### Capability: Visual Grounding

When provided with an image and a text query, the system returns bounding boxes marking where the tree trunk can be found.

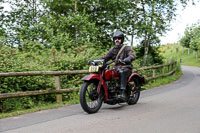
[196,51,198,59]
[188,48,190,55]
[143,35,150,66]
[131,34,134,46]
[75,0,78,40]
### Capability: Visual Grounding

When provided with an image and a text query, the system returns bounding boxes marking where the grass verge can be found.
[0,102,67,119]
[144,62,182,89]
[0,99,80,119]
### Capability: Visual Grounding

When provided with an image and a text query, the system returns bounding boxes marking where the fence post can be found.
[55,76,62,102]
[172,63,174,75]
[175,61,177,71]
[180,57,182,63]
[168,64,170,73]
[152,69,155,82]
[162,66,165,74]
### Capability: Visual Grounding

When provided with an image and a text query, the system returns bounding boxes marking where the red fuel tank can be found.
[104,70,119,80]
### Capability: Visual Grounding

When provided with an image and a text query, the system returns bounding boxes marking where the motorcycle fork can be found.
[97,73,108,100]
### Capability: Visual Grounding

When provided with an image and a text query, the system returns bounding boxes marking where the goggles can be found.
[114,37,122,40]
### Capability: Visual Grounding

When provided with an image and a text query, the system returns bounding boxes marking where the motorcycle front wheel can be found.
[80,80,103,114]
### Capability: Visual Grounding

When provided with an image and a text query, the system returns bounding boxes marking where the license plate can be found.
[89,66,99,72]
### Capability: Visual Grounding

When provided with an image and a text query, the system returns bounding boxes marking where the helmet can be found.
[113,30,124,44]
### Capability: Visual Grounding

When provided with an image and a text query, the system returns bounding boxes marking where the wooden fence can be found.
[0,61,177,101]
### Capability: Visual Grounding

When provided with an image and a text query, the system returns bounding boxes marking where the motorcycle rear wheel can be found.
[80,81,103,114]
[127,78,140,105]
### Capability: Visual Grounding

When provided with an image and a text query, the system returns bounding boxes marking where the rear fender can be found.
[128,73,145,85]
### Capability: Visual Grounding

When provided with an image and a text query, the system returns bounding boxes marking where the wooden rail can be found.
[0,61,177,100]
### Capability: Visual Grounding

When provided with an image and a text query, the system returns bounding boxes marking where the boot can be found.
[117,90,127,102]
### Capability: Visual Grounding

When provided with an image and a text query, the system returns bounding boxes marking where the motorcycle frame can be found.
[82,71,144,101]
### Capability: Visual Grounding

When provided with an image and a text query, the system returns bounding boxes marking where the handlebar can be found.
[106,59,126,66]
[88,59,126,68]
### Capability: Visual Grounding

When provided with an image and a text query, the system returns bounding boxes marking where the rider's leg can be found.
[118,68,131,101]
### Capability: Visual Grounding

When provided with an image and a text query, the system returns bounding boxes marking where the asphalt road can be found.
[0,66,200,133]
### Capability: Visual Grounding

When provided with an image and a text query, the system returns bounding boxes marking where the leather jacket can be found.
[101,44,136,71]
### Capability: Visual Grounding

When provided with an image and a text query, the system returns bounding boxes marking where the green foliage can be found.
[134,46,164,66]
[180,21,200,51]
[0,44,105,113]
[190,24,200,51]
[180,26,193,48]
[144,63,182,89]
[2,0,193,49]
[160,43,200,67]
[0,46,55,112]
[40,11,100,49]
[0,2,6,45]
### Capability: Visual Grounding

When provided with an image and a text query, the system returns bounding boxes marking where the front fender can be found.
[82,74,101,81]
[82,74,108,100]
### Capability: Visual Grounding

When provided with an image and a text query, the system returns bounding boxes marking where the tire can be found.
[80,81,103,114]
[127,78,140,105]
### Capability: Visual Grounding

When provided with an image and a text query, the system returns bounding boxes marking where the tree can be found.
[1,0,194,57]
[42,0,133,48]
[3,0,44,49]
[0,0,7,46]
[128,0,193,65]
[180,21,200,57]
[189,22,200,51]
[180,26,193,48]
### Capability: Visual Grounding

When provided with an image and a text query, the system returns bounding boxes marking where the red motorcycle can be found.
[80,59,145,114]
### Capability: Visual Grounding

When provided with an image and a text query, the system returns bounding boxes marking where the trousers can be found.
[118,68,131,90]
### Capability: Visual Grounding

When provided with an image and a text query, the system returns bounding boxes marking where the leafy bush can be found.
[0,44,107,113]
[133,46,164,66]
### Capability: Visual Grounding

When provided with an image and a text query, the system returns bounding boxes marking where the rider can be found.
[100,30,136,101]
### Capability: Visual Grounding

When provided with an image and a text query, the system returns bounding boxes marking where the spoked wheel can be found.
[80,80,103,114]
[127,78,140,105]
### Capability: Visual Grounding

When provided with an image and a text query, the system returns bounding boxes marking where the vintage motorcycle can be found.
[79,59,145,114]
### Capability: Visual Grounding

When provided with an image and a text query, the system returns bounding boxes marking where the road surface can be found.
[0,66,200,133]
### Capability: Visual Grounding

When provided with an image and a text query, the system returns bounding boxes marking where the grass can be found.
[0,102,68,119]
[144,64,182,89]
[160,43,200,67]
[0,99,80,119]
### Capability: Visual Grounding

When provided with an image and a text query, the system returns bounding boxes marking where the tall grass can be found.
[160,43,200,67]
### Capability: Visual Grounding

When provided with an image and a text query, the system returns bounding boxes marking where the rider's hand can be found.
[123,56,131,64]
[114,59,120,64]
[88,60,93,65]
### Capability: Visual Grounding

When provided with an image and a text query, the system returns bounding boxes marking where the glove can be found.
[123,56,132,64]
[88,60,93,65]
[114,59,120,64]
